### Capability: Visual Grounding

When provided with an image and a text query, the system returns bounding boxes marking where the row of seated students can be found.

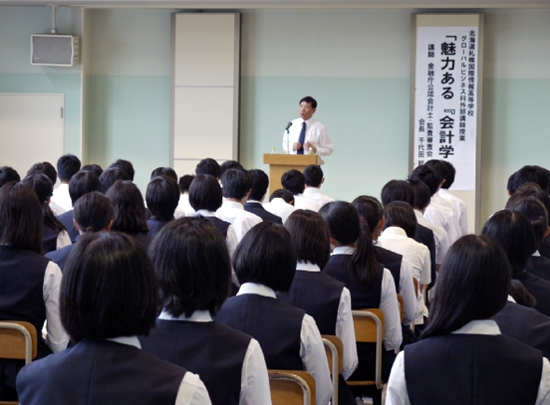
[3,154,550,404]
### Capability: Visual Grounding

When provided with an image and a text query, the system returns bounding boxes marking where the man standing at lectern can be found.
[282,96,333,159]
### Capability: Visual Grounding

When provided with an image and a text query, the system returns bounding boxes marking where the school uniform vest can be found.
[140,320,250,405]
[404,334,542,405]
[58,210,79,242]
[527,255,550,282]
[413,224,437,288]
[147,217,172,238]
[45,243,76,273]
[375,246,402,292]
[277,270,343,335]
[43,224,59,254]
[126,232,153,250]
[216,294,305,370]
[206,216,230,238]
[16,339,187,405]
[323,255,383,309]
[243,202,283,224]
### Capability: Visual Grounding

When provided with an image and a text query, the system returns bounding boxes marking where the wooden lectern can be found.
[263,154,319,196]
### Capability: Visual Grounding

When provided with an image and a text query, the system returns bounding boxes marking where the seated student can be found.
[302,165,335,207]
[146,176,180,237]
[109,158,135,181]
[16,232,211,405]
[22,173,71,254]
[140,217,271,405]
[244,169,283,224]
[57,170,101,242]
[175,175,196,219]
[98,166,131,195]
[0,166,20,188]
[0,182,69,401]
[195,158,221,180]
[106,180,152,250]
[319,201,401,405]
[435,160,468,235]
[151,166,178,182]
[281,169,322,212]
[386,235,550,405]
[46,192,114,272]
[277,210,357,405]
[51,154,81,212]
[27,162,65,216]
[220,160,244,178]
[263,188,298,223]
[482,209,550,317]
[216,169,262,242]
[216,222,332,405]
[81,163,103,178]
[507,165,550,196]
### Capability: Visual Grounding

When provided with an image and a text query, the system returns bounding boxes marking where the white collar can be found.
[332,246,355,255]
[269,198,291,206]
[507,295,516,303]
[223,201,244,210]
[451,320,501,335]
[247,199,262,204]
[237,282,276,298]
[380,227,408,239]
[107,336,141,349]
[196,209,216,217]
[296,261,321,272]
[533,250,541,257]
[158,309,213,322]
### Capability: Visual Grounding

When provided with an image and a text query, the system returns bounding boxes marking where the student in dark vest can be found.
[319,201,401,405]
[216,222,332,405]
[57,170,100,242]
[277,209,357,405]
[482,209,550,317]
[106,180,152,250]
[140,217,271,405]
[244,169,283,224]
[386,235,550,405]
[146,175,180,237]
[0,182,69,401]
[22,173,71,254]
[46,192,114,272]
[27,161,65,216]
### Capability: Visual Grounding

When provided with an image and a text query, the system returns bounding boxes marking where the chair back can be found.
[0,321,37,364]
[396,294,405,322]
[322,335,343,405]
[269,370,316,405]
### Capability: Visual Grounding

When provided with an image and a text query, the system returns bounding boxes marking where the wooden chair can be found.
[347,309,385,390]
[0,321,38,405]
[396,293,405,323]
[268,370,316,405]
[322,335,343,405]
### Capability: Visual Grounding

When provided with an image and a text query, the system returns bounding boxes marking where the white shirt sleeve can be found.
[380,269,402,351]
[239,338,272,405]
[43,261,69,352]
[385,351,410,405]
[435,231,450,266]
[335,287,358,380]
[175,371,212,405]
[398,262,418,326]
[300,314,333,405]
[56,230,72,250]
[419,245,431,286]
[311,125,333,157]
[536,357,550,405]
[226,225,238,260]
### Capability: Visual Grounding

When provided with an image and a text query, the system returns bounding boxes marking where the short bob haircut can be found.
[285,210,331,269]
[352,195,383,234]
[57,154,81,182]
[380,179,414,206]
[146,175,180,221]
[281,169,305,195]
[61,232,158,342]
[74,191,114,233]
[106,180,149,234]
[303,165,323,188]
[481,209,537,277]
[195,158,221,179]
[98,166,131,195]
[148,217,231,317]
[383,201,417,238]
[221,168,252,200]
[0,167,21,188]
[409,164,440,196]
[150,167,177,182]
[506,194,549,248]
[110,159,135,181]
[69,170,100,205]
[233,222,297,292]
[269,188,294,204]
[248,169,270,201]
[27,162,57,185]
[189,174,223,212]
[422,235,510,339]
[0,181,44,254]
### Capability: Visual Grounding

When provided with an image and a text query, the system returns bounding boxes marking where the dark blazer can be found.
[413,224,437,289]
[527,255,550,282]
[58,210,79,242]
[244,202,283,224]
[516,271,550,317]
[45,241,77,272]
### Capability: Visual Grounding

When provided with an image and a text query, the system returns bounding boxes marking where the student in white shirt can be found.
[281,169,321,212]
[27,162,66,216]
[174,175,196,219]
[51,154,81,212]
[436,160,468,235]
[302,164,335,207]
[263,189,298,223]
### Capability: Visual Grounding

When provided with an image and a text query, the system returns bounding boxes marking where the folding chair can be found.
[268,369,316,405]
[322,335,343,405]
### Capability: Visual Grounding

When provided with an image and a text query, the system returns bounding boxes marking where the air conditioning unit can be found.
[31,34,79,67]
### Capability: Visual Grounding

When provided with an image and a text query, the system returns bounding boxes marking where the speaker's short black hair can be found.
[57,154,81,182]
[300,96,317,109]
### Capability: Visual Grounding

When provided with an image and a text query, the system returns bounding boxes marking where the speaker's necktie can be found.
[297,121,306,154]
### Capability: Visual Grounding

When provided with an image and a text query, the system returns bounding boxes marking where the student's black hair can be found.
[27,162,57,186]
[69,170,100,206]
[514,183,550,218]
[106,180,149,234]
[421,235,510,339]
[383,201,417,238]
[110,159,135,181]
[150,167,177,182]
[269,188,294,204]
[22,173,66,235]
[233,222,297,292]
[189,174,223,212]
[439,160,456,189]
[409,164,441,196]
[219,160,244,178]
[409,179,432,211]
[0,166,21,188]
[281,169,306,195]
[146,176,180,221]
[424,160,448,183]
[60,232,158,342]
[380,180,414,206]
[178,175,195,194]
[221,168,252,200]
[195,158,221,179]
[285,210,331,270]
[0,181,43,254]
[57,154,81,182]
[507,165,548,195]
[74,192,114,233]
[352,195,383,234]
[98,166,131,195]
[534,166,550,194]
[303,165,323,188]
[300,96,317,109]
[319,201,381,291]
[248,169,270,201]
[506,194,549,250]
[81,164,104,178]
[148,217,231,317]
